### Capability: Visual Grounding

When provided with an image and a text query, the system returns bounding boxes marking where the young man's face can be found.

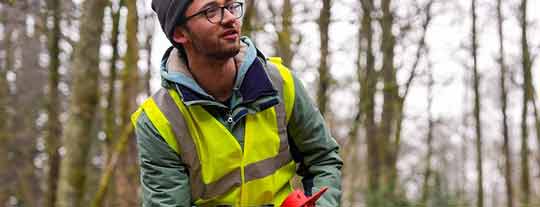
[175,0,243,60]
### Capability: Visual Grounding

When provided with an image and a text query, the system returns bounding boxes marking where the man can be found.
[131,0,343,206]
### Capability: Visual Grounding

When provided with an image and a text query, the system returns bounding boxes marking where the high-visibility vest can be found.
[132,57,297,207]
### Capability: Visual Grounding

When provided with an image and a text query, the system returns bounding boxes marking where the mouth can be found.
[221,29,239,41]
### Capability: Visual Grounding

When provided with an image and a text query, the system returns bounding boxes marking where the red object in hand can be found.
[281,187,328,207]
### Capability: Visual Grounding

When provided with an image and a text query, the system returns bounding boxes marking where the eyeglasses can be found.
[184,2,244,24]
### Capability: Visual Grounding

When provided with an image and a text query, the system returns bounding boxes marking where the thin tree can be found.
[268,0,295,67]
[344,0,371,203]
[496,0,514,206]
[532,93,540,195]
[104,0,124,156]
[0,6,13,206]
[44,0,62,206]
[118,0,139,132]
[143,12,154,97]
[379,0,399,201]
[241,0,257,39]
[470,0,484,206]
[317,0,332,116]
[15,4,45,206]
[390,1,434,197]
[145,35,153,96]
[56,0,108,206]
[518,0,531,206]
[91,124,133,207]
[96,0,124,205]
[115,0,139,205]
[360,0,434,204]
[357,0,379,206]
[342,0,375,205]
[421,67,435,206]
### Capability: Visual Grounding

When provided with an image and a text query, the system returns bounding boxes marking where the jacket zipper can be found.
[226,110,234,124]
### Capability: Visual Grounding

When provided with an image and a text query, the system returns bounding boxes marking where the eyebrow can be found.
[199,1,218,10]
[199,0,235,10]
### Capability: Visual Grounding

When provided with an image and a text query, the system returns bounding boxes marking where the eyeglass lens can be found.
[207,3,243,24]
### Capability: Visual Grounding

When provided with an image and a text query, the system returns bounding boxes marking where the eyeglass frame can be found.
[183,2,244,24]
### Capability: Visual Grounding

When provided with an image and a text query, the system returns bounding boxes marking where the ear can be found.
[172,26,189,44]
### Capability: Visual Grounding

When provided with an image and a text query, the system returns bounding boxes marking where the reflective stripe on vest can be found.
[133,58,297,206]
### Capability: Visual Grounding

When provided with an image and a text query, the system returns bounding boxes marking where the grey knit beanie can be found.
[152,0,193,49]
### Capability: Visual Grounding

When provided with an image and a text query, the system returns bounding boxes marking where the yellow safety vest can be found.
[132,58,297,207]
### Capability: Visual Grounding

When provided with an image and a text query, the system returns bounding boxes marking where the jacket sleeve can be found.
[287,75,343,207]
[134,111,192,207]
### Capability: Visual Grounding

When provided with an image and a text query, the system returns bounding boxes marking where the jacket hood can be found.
[158,37,279,109]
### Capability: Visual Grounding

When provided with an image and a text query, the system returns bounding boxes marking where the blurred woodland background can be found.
[0,0,540,206]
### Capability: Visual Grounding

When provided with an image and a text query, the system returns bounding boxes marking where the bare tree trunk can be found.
[421,69,435,206]
[145,27,153,97]
[100,1,124,205]
[267,0,302,69]
[119,0,138,128]
[343,1,375,204]
[458,63,470,206]
[56,0,108,206]
[145,44,152,97]
[379,0,399,202]
[390,3,433,201]
[519,55,531,207]
[275,0,294,67]
[357,0,380,206]
[91,124,133,207]
[0,7,12,206]
[241,0,257,39]
[344,120,361,207]
[105,0,124,154]
[531,94,540,189]
[44,0,62,206]
[16,164,37,207]
[496,0,514,206]
[116,0,139,206]
[141,9,155,97]
[15,7,45,206]
[317,0,332,116]
[471,1,484,207]
[519,0,531,206]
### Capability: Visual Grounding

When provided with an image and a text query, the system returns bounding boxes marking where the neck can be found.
[185,52,237,102]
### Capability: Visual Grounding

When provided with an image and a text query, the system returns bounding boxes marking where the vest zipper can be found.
[226,108,245,206]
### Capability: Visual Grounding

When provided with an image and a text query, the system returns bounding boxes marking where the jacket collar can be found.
[159,37,279,111]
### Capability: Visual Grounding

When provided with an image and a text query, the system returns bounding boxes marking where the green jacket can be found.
[133,37,343,207]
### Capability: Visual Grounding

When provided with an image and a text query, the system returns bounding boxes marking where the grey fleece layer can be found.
[133,37,343,207]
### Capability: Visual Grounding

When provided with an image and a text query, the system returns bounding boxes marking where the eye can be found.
[227,3,240,13]
[205,6,219,18]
